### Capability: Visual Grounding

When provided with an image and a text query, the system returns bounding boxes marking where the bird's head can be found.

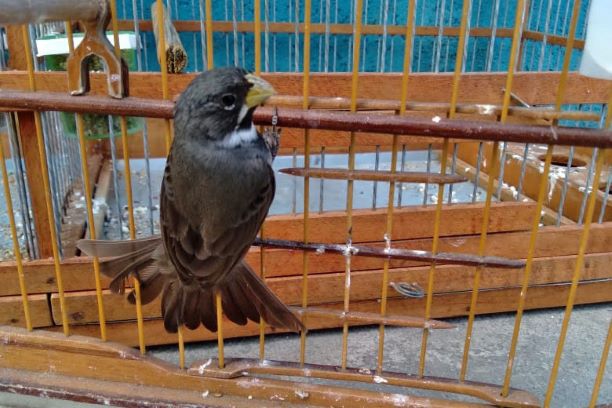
[174,67,276,143]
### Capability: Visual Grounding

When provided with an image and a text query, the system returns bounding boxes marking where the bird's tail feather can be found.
[77,237,304,333]
[77,237,167,302]
[162,261,304,333]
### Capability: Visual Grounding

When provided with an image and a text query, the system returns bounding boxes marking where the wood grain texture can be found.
[0,326,484,407]
[0,71,610,105]
[49,252,612,325]
[0,294,52,328]
[46,279,612,346]
[261,202,534,243]
[0,220,610,298]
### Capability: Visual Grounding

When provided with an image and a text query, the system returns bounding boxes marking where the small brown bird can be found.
[78,67,303,333]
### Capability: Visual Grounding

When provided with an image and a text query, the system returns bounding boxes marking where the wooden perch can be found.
[151,2,187,73]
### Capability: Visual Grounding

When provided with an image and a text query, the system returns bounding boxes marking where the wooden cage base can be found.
[0,325,538,407]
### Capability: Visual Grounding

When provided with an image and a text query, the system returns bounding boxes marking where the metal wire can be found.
[578,148,597,225]
[65,22,108,342]
[589,319,612,408]
[544,149,606,407]
[598,166,611,224]
[132,1,155,236]
[340,0,363,370]
[461,0,526,380]
[0,118,31,330]
[516,143,530,198]
[110,0,146,355]
[21,24,70,336]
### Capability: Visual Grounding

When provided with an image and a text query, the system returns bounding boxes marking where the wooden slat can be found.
[251,223,612,278]
[0,327,481,408]
[0,71,610,105]
[115,19,584,49]
[50,252,612,325]
[1,219,610,298]
[0,294,52,328]
[48,279,612,346]
[261,202,534,243]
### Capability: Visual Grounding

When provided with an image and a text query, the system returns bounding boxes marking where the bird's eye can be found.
[221,93,236,110]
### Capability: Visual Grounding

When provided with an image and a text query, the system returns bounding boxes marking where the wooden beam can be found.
[1,219,610,298]
[46,279,612,346]
[251,223,612,278]
[261,202,534,243]
[0,294,53,328]
[1,71,610,105]
[106,118,454,159]
[49,252,612,326]
[0,326,488,407]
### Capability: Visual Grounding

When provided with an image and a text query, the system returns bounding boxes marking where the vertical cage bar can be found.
[110,0,146,355]
[544,149,606,407]
[253,0,268,362]
[340,0,363,370]
[589,320,612,408]
[419,0,470,377]
[153,0,184,366]
[299,0,312,367]
[376,0,416,374]
[448,0,472,118]
[578,148,597,225]
[460,0,525,380]
[21,25,70,336]
[202,2,224,369]
[418,139,449,377]
[131,2,155,235]
[598,166,611,224]
[66,23,107,341]
[500,145,553,396]
[0,120,31,330]
[205,0,214,69]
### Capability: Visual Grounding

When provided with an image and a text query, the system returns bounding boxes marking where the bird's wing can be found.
[160,150,275,287]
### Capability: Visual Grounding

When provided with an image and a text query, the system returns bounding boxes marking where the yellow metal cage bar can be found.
[376,0,416,375]
[65,20,108,343]
[109,0,146,355]
[299,0,313,366]
[544,87,611,406]
[199,0,225,369]
[0,118,32,332]
[340,0,364,370]
[253,0,268,362]
[152,0,185,370]
[460,0,526,381]
[418,0,471,377]
[589,319,612,408]
[501,0,582,396]
[21,25,70,337]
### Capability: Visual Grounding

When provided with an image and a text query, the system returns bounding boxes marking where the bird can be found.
[77,67,304,334]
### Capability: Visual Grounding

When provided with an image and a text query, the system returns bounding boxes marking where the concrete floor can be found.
[149,303,611,407]
[1,304,609,407]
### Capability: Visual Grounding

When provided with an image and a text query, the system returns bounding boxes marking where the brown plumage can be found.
[77,68,303,334]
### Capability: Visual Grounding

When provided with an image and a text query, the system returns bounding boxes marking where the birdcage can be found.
[0,0,610,406]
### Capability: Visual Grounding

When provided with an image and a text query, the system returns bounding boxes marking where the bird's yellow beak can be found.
[245,74,276,108]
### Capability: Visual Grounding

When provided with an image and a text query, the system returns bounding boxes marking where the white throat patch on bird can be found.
[219,123,258,148]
